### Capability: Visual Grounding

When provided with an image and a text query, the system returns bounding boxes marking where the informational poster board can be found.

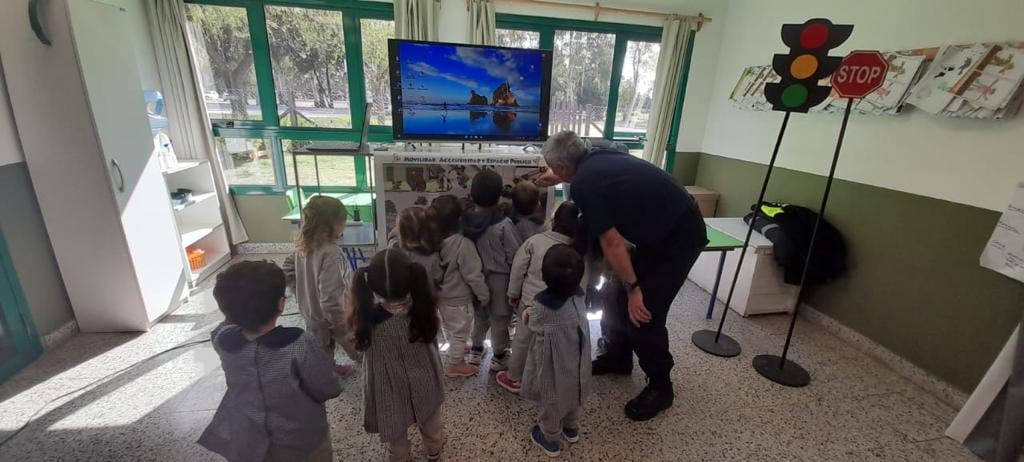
[372,150,554,246]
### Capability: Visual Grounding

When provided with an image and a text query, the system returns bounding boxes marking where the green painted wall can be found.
[672,151,701,186]
[0,163,74,336]
[689,153,1024,392]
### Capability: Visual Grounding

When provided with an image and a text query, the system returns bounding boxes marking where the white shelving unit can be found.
[164,161,230,285]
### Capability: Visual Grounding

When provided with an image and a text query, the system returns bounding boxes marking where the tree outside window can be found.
[185,5,261,121]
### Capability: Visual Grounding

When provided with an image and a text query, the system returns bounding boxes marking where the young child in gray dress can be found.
[200,261,341,462]
[521,245,592,458]
[347,248,446,462]
[511,180,545,240]
[392,206,442,286]
[497,201,580,394]
[283,196,360,375]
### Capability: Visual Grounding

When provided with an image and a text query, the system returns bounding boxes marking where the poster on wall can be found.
[980,182,1024,284]
[373,152,553,244]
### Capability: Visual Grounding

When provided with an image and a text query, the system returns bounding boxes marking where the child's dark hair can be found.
[397,206,440,255]
[427,195,462,238]
[297,196,346,255]
[551,201,579,239]
[542,244,584,298]
[347,249,439,350]
[511,181,540,216]
[213,260,286,331]
[470,169,503,207]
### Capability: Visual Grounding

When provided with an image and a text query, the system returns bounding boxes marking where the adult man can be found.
[540,131,707,421]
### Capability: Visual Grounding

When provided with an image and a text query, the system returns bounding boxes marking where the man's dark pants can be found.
[599,224,703,389]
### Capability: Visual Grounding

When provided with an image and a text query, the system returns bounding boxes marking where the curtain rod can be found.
[490,0,711,30]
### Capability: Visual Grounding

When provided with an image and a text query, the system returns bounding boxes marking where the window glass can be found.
[185,5,261,121]
[360,19,396,126]
[282,140,358,187]
[265,6,352,129]
[216,137,275,185]
[550,30,615,137]
[496,29,541,49]
[615,41,661,137]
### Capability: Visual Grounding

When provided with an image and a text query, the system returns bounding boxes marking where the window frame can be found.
[496,13,696,171]
[186,0,395,193]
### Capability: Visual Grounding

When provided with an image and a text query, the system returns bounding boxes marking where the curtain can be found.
[395,0,439,41]
[641,16,693,168]
[468,0,496,46]
[146,0,249,244]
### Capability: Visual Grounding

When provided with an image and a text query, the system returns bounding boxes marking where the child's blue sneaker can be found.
[562,427,579,443]
[531,425,561,457]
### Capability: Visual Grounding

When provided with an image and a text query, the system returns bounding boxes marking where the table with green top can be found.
[703,224,746,319]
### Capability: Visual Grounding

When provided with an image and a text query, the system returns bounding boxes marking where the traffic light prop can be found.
[765,18,853,113]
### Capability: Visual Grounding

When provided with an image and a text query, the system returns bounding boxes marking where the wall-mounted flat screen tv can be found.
[388,39,552,142]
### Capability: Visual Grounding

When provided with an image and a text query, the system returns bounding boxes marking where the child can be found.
[429,195,489,377]
[200,261,341,462]
[462,170,523,370]
[283,196,360,374]
[511,180,545,240]
[497,201,579,393]
[348,249,446,462]
[392,206,442,286]
[520,245,591,458]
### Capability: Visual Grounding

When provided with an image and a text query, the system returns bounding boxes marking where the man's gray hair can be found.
[541,131,588,167]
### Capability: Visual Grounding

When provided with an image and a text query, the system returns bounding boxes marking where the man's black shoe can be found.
[624,384,674,421]
[591,355,632,376]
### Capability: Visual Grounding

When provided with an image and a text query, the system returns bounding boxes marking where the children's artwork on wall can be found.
[728,65,778,112]
[374,152,552,241]
[906,44,987,114]
[907,42,1024,119]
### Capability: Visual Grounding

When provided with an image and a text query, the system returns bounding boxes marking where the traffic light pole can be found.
[692,111,792,358]
[753,98,854,387]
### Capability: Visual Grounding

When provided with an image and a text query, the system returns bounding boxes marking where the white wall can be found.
[701,0,1024,211]
[0,57,25,167]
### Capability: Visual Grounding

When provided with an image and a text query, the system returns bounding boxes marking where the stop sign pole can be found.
[753,50,889,388]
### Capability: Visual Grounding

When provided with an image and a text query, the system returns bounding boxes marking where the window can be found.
[615,41,661,137]
[496,29,541,49]
[186,5,261,121]
[216,137,275,185]
[550,31,615,137]
[360,19,396,126]
[282,140,359,187]
[266,6,351,129]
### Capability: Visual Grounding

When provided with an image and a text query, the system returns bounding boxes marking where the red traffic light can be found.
[800,23,829,49]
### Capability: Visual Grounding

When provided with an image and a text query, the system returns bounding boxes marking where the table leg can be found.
[706,249,727,319]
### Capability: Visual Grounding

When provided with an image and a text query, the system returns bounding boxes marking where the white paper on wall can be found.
[980,182,1024,284]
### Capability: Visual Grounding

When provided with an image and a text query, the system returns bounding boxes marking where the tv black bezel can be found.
[387,38,553,143]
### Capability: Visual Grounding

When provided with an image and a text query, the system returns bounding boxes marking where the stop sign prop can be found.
[831,50,888,98]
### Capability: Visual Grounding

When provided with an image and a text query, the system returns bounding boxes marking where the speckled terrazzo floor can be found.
[0,254,977,461]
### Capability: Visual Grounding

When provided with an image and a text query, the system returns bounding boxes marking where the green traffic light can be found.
[782,84,808,108]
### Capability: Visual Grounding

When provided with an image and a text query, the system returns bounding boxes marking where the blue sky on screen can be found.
[398,43,543,108]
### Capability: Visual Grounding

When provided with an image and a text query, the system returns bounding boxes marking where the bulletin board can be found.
[371,149,555,247]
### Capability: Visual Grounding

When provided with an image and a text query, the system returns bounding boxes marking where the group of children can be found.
[200,170,593,461]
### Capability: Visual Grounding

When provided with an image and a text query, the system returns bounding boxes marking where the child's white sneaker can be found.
[467,347,485,366]
[490,353,509,372]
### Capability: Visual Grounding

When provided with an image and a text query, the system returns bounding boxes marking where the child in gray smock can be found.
[497,201,580,394]
[511,180,545,240]
[462,170,523,371]
[390,206,443,286]
[200,261,341,462]
[521,245,592,458]
[348,248,446,462]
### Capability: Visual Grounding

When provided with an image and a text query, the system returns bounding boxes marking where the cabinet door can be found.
[66,0,154,210]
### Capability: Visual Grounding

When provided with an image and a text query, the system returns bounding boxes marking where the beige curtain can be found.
[641,15,693,168]
[146,0,249,244]
[395,0,439,41]
[468,0,496,45]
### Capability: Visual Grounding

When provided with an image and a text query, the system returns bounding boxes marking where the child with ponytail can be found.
[347,248,446,462]
[283,195,360,374]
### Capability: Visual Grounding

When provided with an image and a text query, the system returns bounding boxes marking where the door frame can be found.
[0,227,43,383]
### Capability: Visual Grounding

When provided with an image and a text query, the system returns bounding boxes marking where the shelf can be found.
[171,192,218,211]
[162,161,206,176]
[181,223,223,247]
[191,250,230,284]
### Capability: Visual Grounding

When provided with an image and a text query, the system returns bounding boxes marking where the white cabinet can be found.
[164,162,230,285]
[0,0,187,331]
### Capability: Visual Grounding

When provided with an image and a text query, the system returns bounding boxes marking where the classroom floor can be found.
[0,255,977,461]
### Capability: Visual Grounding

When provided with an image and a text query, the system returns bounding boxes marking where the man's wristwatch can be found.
[624,280,640,293]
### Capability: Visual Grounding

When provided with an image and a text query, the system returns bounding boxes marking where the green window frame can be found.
[185,0,395,194]
[496,14,696,171]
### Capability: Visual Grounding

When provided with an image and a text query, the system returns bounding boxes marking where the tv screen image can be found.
[388,40,552,142]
